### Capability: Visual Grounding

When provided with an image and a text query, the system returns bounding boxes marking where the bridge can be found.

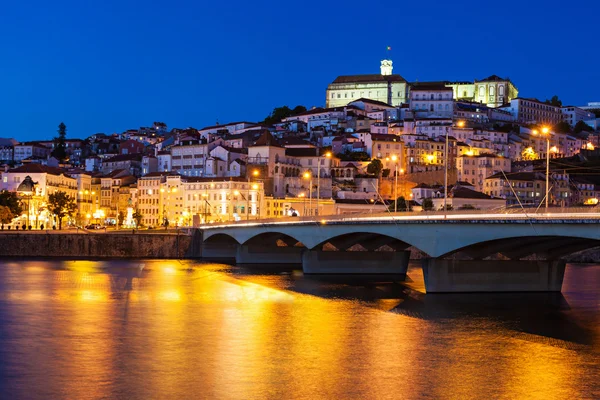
[193,210,600,293]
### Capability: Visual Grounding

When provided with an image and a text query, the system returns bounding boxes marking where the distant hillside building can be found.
[326,60,408,108]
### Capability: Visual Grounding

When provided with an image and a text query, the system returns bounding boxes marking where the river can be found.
[0,260,597,399]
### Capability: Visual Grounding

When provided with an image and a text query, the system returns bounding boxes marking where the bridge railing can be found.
[200,206,600,228]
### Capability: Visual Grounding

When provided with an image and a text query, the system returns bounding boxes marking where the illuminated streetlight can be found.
[247,170,260,221]
[390,154,399,212]
[303,171,313,216]
[533,126,551,211]
[316,151,332,216]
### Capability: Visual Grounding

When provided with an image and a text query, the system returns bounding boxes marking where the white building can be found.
[326,60,408,108]
[408,82,454,118]
[561,106,595,127]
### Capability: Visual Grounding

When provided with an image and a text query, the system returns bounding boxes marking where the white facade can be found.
[561,106,595,127]
[409,86,454,118]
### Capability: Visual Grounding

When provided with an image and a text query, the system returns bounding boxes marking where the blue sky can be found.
[1,0,598,141]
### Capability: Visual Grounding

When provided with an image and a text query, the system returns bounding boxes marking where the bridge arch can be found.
[242,232,305,248]
[203,232,240,245]
[311,231,413,252]
[440,235,600,260]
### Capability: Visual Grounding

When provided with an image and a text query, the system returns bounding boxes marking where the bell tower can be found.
[380,59,393,76]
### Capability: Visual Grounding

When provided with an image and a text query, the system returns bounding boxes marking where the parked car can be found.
[85,224,105,230]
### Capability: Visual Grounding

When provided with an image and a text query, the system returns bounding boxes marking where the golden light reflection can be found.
[158,289,182,302]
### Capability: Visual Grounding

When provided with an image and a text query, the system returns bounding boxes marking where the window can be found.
[489,86,495,96]
[479,86,485,97]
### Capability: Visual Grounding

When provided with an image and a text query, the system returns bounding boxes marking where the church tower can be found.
[380,59,393,76]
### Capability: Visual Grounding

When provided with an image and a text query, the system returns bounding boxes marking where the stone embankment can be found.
[0,232,192,259]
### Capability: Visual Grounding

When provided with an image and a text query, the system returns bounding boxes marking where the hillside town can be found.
[1,59,599,229]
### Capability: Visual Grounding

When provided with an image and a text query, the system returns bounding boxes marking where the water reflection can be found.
[0,260,597,399]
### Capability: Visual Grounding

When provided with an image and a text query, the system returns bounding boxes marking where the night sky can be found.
[2,0,598,141]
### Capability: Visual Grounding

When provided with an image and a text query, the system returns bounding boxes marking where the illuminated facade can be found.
[137,173,265,227]
[326,60,408,108]
[456,154,511,192]
[473,75,518,107]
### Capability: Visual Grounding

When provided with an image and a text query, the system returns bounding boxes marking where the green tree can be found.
[553,121,572,134]
[263,105,307,125]
[336,151,370,161]
[545,95,562,107]
[132,210,143,227]
[422,198,434,211]
[51,122,67,162]
[388,196,410,212]
[48,191,77,230]
[574,120,594,134]
[0,190,23,216]
[521,147,538,161]
[0,205,14,227]
[366,159,383,176]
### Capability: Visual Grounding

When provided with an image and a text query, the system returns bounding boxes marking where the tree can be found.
[366,159,383,176]
[388,196,411,212]
[48,191,77,230]
[553,121,572,134]
[545,95,562,107]
[521,147,538,161]
[382,168,391,178]
[458,204,477,210]
[0,190,23,217]
[263,105,307,125]
[422,198,434,211]
[0,205,14,227]
[336,151,370,161]
[574,120,594,134]
[51,122,67,162]
[132,210,143,227]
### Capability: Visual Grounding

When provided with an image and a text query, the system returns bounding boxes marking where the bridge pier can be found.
[200,242,238,261]
[235,245,304,264]
[303,250,410,276]
[421,259,566,293]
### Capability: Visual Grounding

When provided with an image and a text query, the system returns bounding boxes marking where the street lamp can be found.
[391,155,398,212]
[303,171,313,216]
[247,169,259,221]
[533,126,551,211]
[316,151,331,216]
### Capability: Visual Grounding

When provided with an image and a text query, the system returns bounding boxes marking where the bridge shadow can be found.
[229,263,597,348]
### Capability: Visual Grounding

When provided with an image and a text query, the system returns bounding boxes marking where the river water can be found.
[0,260,597,399]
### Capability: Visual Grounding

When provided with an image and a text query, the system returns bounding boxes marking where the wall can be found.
[0,233,191,259]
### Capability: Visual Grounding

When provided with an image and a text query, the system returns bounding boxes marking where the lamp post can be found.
[392,155,398,212]
[303,171,313,216]
[533,126,551,212]
[316,151,331,216]
[247,169,259,221]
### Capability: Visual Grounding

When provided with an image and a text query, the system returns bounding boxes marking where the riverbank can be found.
[0,232,192,259]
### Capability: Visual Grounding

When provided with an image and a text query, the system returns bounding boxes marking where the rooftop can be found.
[331,74,406,84]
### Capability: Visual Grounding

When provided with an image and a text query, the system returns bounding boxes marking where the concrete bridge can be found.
[194,211,600,293]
